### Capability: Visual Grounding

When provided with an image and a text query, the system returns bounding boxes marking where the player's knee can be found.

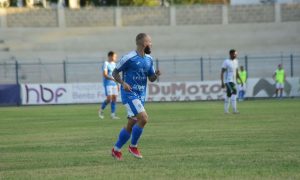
[106,97,112,103]
[112,96,117,102]
[126,118,136,133]
[126,124,133,133]
[138,113,148,127]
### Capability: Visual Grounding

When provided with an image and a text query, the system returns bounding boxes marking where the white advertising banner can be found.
[147,81,224,102]
[245,77,300,98]
[21,84,73,105]
[21,77,300,105]
[21,83,120,105]
[71,83,106,103]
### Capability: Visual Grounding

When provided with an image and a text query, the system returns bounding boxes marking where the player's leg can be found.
[131,111,147,145]
[99,86,112,119]
[110,86,120,119]
[126,99,146,158]
[275,83,279,98]
[239,85,245,101]
[112,117,136,160]
[241,85,246,100]
[279,83,284,98]
[238,84,242,101]
[224,83,231,113]
[112,105,137,160]
[229,82,238,113]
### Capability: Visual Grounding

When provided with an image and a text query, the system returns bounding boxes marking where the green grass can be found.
[0,99,300,179]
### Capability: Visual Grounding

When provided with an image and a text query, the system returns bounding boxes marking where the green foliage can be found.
[173,0,204,5]
[1,100,300,179]
[132,0,160,6]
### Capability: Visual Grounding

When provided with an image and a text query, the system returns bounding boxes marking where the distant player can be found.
[99,51,120,120]
[111,33,161,160]
[272,64,286,98]
[221,49,243,114]
[237,65,247,101]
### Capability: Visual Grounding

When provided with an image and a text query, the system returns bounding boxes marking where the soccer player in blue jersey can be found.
[111,33,161,160]
[98,51,120,120]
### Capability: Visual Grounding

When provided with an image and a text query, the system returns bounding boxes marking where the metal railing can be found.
[1,54,299,84]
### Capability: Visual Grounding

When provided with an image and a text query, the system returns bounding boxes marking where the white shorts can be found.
[124,99,145,117]
[104,85,118,96]
[276,83,284,89]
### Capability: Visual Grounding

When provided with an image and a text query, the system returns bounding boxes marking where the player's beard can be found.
[144,46,151,54]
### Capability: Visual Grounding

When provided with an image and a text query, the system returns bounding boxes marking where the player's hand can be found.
[221,82,225,88]
[155,70,161,77]
[122,82,132,92]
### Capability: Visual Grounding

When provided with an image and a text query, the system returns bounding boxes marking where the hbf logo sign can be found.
[21,84,71,105]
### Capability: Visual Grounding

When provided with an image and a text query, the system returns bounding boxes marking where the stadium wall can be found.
[1,4,300,28]
[0,4,300,61]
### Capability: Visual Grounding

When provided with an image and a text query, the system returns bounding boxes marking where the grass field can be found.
[0,99,300,179]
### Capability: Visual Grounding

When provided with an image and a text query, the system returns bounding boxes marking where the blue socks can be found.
[101,100,117,114]
[114,124,144,150]
[111,101,116,113]
[115,128,131,150]
[131,124,144,146]
[101,100,108,110]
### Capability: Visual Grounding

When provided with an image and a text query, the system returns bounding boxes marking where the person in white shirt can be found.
[220,49,243,114]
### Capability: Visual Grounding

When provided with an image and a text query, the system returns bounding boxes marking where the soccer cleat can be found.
[128,146,143,159]
[233,111,240,114]
[99,111,104,119]
[111,148,122,160]
[111,115,120,120]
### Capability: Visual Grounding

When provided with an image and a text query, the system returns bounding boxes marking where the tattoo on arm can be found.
[112,69,124,85]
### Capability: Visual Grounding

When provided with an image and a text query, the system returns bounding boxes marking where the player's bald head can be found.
[136,33,149,46]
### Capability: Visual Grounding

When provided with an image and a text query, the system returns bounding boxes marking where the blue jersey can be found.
[102,61,117,86]
[115,51,155,104]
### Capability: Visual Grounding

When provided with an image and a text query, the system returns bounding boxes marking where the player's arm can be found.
[221,68,226,88]
[272,72,276,80]
[103,69,115,81]
[112,69,131,91]
[148,62,161,82]
[236,69,243,86]
[148,70,161,82]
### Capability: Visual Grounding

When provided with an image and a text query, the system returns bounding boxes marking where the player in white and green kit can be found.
[221,49,243,114]
[272,64,286,98]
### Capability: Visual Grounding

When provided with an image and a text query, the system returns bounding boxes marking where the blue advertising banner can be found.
[0,84,20,106]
